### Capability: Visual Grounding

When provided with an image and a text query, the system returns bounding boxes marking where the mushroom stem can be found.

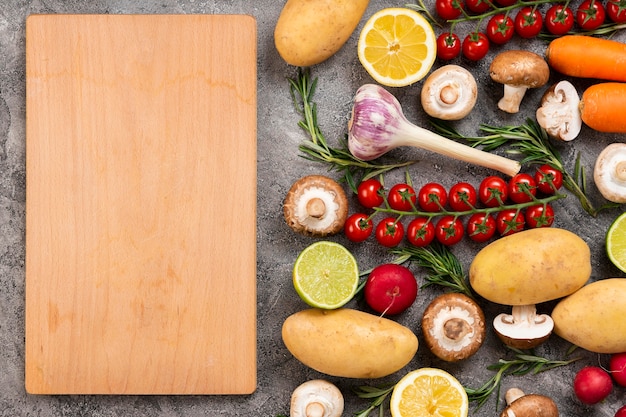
[498,84,528,114]
[306,198,326,218]
[616,161,626,182]
[505,388,526,405]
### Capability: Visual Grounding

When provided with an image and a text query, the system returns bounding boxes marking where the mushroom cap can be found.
[283,175,349,236]
[536,80,582,141]
[493,305,554,349]
[490,50,550,88]
[421,65,478,120]
[290,379,344,417]
[594,143,626,203]
[421,293,486,362]
[499,392,559,417]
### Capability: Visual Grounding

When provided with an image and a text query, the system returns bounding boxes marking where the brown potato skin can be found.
[282,308,418,378]
[274,0,370,66]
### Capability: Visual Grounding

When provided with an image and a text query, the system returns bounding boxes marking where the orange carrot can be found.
[546,36,626,82]
[580,83,626,133]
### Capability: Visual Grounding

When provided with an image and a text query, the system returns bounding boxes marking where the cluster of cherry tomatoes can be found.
[435,0,626,61]
[344,164,563,247]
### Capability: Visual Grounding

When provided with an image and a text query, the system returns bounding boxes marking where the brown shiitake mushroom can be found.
[493,305,553,350]
[283,175,348,237]
[421,293,486,362]
[290,379,344,417]
[500,388,559,417]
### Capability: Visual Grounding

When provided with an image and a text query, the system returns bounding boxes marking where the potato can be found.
[282,308,418,378]
[274,0,370,67]
[469,228,591,306]
[553,278,626,353]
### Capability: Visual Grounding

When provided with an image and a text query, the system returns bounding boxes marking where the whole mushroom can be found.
[500,388,559,417]
[283,175,348,236]
[421,65,478,120]
[594,143,626,203]
[490,50,550,114]
[290,379,344,417]
[536,80,582,141]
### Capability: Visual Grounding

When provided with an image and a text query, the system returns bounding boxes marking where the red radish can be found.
[610,352,626,387]
[573,366,613,405]
[364,264,417,316]
[617,405,626,417]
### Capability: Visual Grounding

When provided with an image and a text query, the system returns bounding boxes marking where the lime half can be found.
[293,241,359,309]
[607,212,626,273]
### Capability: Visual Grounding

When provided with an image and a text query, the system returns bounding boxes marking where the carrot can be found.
[546,35,626,82]
[580,83,626,133]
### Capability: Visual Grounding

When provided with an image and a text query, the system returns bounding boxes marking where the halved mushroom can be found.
[536,80,582,141]
[493,305,553,349]
[421,293,486,362]
[421,65,478,120]
[283,175,348,236]
[490,50,550,114]
[594,143,626,203]
[290,379,344,417]
[500,388,559,417]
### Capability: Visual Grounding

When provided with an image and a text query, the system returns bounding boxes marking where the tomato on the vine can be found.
[607,0,626,23]
[436,0,464,20]
[494,0,517,6]
[418,182,447,212]
[375,217,404,248]
[545,4,575,35]
[479,176,508,207]
[508,173,537,204]
[407,217,435,247]
[449,182,477,211]
[534,164,563,195]
[344,213,373,242]
[514,6,543,38]
[486,14,515,45]
[525,204,555,228]
[577,0,606,30]
[466,213,496,243]
[388,183,416,212]
[437,32,462,60]
[435,216,464,246]
[357,178,384,209]
[462,32,490,61]
[465,0,491,13]
[496,209,525,236]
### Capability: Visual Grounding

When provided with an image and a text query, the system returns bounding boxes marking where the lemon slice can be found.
[293,241,359,309]
[606,212,626,273]
[358,7,437,87]
[390,368,469,417]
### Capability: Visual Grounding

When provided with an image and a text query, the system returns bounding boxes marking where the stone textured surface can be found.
[1,0,625,416]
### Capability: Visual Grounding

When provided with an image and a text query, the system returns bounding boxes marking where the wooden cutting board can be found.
[25,14,257,395]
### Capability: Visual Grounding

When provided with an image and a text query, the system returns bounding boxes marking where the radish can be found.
[610,352,626,387]
[364,264,417,315]
[573,366,613,405]
[616,405,626,417]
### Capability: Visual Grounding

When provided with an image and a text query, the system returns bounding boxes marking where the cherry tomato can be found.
[375,217,404,248]
[525,204,555,228]
[479,176,508,207]
[387,183,416,212]
[435,216,464,246]
[508,173,537,204]
[545,4,575,35]
[436,0,464,20]
[344,213,373,242]
[496,209,525,236]
[357,178,384,209]
[577,0,606,30]
[465,0,491,13]
[448,182,477,211]
[616,405,626,417]
[486,14,515,45]
[462,32,490,61]
[466,213,496,243]
[534,164,563,194]
[437,32,462,60]
[494,0,517,6]
[406,217,435,247]
[607,0,626,23]
[418,182,447,212]
[514,7,543,38]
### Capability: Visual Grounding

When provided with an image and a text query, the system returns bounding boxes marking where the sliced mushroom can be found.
[421,293,486,362]
[490,50,550,114]
[500,388,559,417]
[283,175,349,236]
[493,305,553,349]
[421,65,478,120]
[594,143,626,203]
[536,80,582,141]
[290,379,344,417]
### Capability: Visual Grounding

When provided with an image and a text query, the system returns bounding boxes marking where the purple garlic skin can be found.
[348,84,408,161]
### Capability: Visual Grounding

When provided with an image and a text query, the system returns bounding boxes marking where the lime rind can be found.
[606,212,626,273]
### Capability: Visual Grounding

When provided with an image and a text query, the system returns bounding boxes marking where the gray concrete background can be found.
[1,0,626,416]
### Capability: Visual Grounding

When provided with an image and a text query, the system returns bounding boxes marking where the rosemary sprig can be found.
[288,68,415,191]
[353,384,395,417]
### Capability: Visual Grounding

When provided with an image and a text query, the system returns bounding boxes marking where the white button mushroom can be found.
[421,65,478,120]
[290,379,344,417]
[536,80,582,141]
[490,50,550,114]
[594,143,626,203]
